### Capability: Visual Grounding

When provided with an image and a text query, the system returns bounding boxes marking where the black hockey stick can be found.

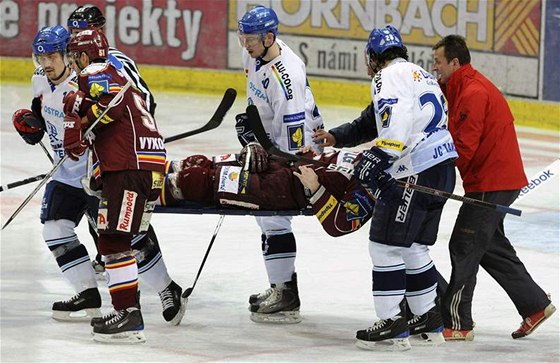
[0,173,48,192]
[164,88,237,143]
[181,214,225,299]
[246,105,522,217]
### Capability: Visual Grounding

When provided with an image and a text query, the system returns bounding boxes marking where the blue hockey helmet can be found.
[238,5,279,36]
[366,25,404,58]
[32,26,70,55]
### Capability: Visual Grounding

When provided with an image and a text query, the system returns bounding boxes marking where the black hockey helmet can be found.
[67,6,106,30]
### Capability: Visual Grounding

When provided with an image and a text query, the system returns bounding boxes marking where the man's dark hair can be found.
[433,35,471,65]
[374,45,409,64]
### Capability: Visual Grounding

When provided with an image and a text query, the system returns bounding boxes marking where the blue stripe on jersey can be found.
[377,98,398,109]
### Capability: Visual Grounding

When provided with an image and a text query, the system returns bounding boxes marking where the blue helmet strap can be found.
[258,33,275,59]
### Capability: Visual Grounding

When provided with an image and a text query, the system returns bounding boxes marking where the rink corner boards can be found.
[1,56,558,132]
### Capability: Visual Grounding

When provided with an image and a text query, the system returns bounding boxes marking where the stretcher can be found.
[154,203,314,216]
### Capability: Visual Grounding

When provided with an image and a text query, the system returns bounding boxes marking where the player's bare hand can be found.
[294,165,320,194]
[312,129,336,147]
[297,145,318,156]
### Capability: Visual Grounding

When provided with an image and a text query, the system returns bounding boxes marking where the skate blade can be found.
[168,296,188,326]
[250,310,302,324]
[355,337,412,352]
[52,308,101,322]
[93,330,146,344]
[410,332,445,346]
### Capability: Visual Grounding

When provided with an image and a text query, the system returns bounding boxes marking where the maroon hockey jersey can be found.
[78,62,166,177]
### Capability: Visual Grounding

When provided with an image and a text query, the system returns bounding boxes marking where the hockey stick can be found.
[2,81,132,230]
[246,105,522,217]
[164,88,237,143]
[0,173,47,192]
[181,214,225,299]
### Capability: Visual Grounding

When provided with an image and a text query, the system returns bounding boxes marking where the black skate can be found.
[249,273,301,324]
[159,281,186,326]
[52,288,101,322]
[92,307,146,344]
[408,305,445,346]
[355,316,411,351]
[91,291,141,328]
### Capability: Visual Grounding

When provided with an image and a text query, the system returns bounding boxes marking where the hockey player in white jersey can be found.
[236,5,324,324]
[11,26,102,321]
[352,26,458,351]
[65,6,186,326]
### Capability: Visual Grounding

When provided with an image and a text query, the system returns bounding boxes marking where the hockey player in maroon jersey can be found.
[64,29,166,344]
[160,144,375,238]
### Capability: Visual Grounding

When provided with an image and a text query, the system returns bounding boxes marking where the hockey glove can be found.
[63,90,90,116]
[354,147,400,203]
[63,113,88,161]
[235,113,257,147]
[12,109,45,145]
[239,142,268,173]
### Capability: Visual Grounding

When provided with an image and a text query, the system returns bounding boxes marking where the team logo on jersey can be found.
[271,61,294,100]
[287,124,304,150]
[380,107,392,128]
[413,70,422,82]
[88,80,108,98]
[344,193,370,221]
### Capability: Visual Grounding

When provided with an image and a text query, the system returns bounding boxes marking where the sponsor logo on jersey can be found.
[217,165,242,194]
[316,195,337,223]
[395,175,416,223]
[139,137,165,150]
[374,72,382,94]
[117,190,138,232]
[288,124,304,150]
[283,112,305,123]
[395,164,409,174]
[376,138,404,151]
[249,81,267,101]
[272,61,294,100]
[43,105,64,119]
[213,153,237,163]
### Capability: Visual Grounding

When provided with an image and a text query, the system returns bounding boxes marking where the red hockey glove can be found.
[63,90,90,116]
[63,113,88,161]
[12,109,45,145]
[239,142,268,173]
[183,155,213,169]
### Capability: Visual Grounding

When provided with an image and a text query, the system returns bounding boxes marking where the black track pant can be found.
[441,189,550,330]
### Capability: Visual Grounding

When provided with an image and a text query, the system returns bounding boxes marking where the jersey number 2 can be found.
[419,93,447,133]
[132,93,157,132]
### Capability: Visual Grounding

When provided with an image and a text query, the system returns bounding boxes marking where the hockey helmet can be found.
[67,6,106,30]
[238,5,279,36]
[67,29,109,61]
[32,26,70,55]
[366,25,404,59]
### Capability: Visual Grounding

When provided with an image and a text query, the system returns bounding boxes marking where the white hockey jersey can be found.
[371,58,458,178]
[32,67,87,188]
[242,39,324,154]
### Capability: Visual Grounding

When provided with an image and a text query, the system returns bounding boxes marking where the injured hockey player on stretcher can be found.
[158,143,375,237]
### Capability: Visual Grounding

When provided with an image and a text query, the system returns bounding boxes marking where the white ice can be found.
[1,83,558,362]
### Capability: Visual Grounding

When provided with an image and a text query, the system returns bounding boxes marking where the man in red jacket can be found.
[432,35,555,341]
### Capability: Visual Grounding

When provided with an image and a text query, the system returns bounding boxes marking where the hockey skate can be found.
[92,307,146,344]
[407,306,445,346]
[355,316,411,351]
[52,288,102,322]
[91,291,141,328]
[512,302,556,339]
[159,281,187,326]
[249,273,301,324]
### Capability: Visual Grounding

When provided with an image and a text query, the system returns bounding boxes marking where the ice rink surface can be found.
[1,83,558,362]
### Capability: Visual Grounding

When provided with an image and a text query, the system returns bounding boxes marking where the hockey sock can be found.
[44,219,97,292]
[104,253,139,310]
[402,243,438,316]
[262,233,296,284]
[369,241,406,319]
[132,227,172,293]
